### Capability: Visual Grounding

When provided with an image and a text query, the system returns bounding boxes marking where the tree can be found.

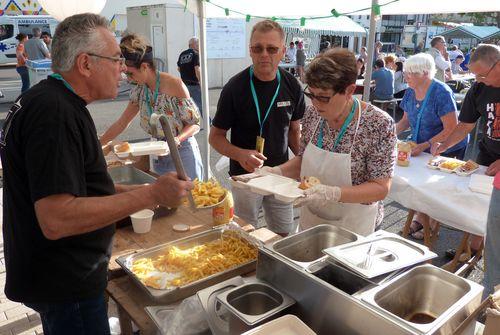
[458,12,500,27]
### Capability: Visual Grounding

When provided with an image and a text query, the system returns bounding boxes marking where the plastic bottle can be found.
[212,190,234,225]
[397,141,411,167]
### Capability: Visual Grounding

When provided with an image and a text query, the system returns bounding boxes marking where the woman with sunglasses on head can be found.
[275,48,397,236]
[100,33,203,180]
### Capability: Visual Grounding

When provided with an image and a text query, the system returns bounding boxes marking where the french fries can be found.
[191,179,226,208]
[131,231,257,289]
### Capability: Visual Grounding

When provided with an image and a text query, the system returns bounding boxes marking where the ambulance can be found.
[0,15,58,65]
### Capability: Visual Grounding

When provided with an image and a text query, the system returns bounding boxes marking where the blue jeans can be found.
[16,66,30,93]
[153,136,204,181]
[25,294,110,335]
[232,186,296,234]
[187,84,203,119]
[483,186,500,298]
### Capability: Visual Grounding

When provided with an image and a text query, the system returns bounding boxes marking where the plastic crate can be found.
[28,67,53,87]
[26,59,52,87]
[26,59,52,69]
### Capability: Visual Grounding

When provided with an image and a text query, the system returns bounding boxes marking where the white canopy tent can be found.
[177,0,500,179]
[38,1,500,179]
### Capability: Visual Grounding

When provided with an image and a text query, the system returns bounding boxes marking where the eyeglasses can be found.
[475,60,498,80]
[88,53,125,66]
[250,45,280,54]
[303,85,336,103]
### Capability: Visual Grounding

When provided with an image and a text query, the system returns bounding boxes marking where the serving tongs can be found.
[155,113,197,211]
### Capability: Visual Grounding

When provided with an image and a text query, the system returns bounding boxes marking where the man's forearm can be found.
[441,122,476,150]
[209,133,242,161]
[35,186,158,239]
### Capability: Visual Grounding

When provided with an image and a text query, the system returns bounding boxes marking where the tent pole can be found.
[363,0,378,102]
[197,0,211,180]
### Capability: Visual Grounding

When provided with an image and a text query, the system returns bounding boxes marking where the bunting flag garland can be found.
[193,0,401,25]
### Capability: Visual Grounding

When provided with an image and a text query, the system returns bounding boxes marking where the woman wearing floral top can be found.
[265,48,397,235]
[101,34,203,180]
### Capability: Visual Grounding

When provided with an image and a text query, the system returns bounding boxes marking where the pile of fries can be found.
[191,179,226,208]
[131,231,258,289]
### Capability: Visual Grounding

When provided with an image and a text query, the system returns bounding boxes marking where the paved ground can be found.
[0,67,485,334]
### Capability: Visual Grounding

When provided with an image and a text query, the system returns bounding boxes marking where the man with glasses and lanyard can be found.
[432,44,500,296]
[209,20,305,236]
[0,14,192,334]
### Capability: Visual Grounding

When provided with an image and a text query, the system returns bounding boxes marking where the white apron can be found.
[300,102,378,236]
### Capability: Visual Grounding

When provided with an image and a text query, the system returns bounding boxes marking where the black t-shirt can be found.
[0,77,116,303]
[459,82,500,160]
[213,67,305,176]
[177,48,200,85]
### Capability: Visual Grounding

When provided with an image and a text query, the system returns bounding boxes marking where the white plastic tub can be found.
[241,315,316,335]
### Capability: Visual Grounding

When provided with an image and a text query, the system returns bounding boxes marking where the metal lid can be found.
[322,231,437,278]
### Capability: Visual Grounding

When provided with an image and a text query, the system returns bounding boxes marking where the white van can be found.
[0,15,58,65]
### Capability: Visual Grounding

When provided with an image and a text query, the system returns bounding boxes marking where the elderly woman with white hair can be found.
[396,53,467,239]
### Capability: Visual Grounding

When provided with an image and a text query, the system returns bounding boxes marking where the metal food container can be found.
[267,224,361,270]
[115,226,258,303]
[360,264,483,335]
[197,276,245,335]
[217,281,295,335]
[108,165,176,219]
[323,231,437,278]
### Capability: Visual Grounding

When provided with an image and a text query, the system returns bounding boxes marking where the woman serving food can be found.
[267,49,397,236]
[100,33,203,180]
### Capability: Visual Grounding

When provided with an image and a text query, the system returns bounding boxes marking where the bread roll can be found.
[115,142,131,153]
[298,176,321,190]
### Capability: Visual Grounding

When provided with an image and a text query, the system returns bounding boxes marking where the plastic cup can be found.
[130,209,154,233]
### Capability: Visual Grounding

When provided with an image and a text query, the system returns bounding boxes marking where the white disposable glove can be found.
[295,184,342,207]
[255,165,282,176]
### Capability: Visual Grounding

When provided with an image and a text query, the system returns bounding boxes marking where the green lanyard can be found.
[49,73,76,94]
[249,66,281,137]
[144,70,160,117]
[317,98,358,151]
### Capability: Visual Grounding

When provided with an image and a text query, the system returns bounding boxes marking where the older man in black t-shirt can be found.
[209,20,305,236]
[0,14,192,334]
[432,44,499,291]
[433,44,500,174]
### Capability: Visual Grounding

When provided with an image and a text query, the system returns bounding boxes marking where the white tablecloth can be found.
[389,153,491,236]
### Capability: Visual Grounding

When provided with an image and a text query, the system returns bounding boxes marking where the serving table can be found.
[389,153,491,272]
[107,204,252,334]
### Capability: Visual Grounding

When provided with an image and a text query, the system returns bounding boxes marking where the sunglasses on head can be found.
[250,45,280,54]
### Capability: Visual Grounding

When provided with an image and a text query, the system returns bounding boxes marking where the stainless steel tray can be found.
[323,231,437,278]
[108,165,156,185]
[116,226,257,303]
[197,276,245,335]
[359,264,483,335]
[266,224,362,271]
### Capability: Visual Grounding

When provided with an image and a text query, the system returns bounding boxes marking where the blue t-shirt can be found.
[372,67,394,100]
[400,79,467,153]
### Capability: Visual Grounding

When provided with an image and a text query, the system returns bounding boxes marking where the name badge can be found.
[277,101,291,107]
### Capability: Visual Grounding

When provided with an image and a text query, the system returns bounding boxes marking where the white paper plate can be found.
[246,174,304,202]
[114,141,169,158]
[469,174,494,195]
